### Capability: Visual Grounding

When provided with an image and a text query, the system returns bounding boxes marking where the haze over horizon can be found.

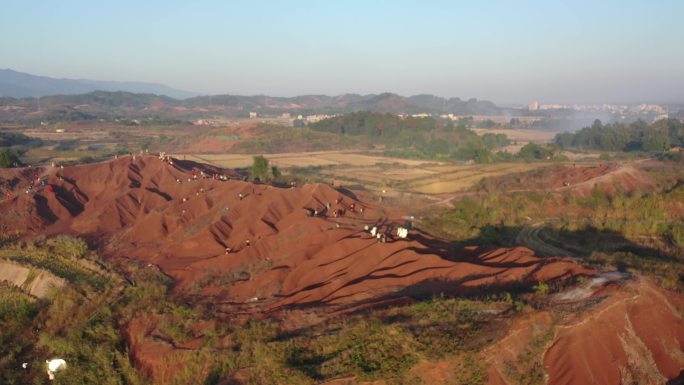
[1,0,683,105]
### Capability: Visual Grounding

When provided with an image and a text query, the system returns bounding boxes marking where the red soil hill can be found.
[0,155,588,311]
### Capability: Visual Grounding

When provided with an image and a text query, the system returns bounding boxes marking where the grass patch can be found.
[0,236,109,289]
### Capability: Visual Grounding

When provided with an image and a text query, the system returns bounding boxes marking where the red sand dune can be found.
[0,156,587,311]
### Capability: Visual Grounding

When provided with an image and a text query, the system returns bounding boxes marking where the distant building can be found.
[528,101,540,111]
[281,113,291,119]
[305,114,335,123]
[249,112,257,118]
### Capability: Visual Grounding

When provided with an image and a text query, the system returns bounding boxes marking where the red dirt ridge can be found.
[0,155,588,311]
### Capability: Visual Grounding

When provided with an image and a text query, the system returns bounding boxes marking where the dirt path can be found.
[515,221,575,258]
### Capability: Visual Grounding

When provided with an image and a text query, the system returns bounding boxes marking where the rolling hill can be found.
[0,69,197,99]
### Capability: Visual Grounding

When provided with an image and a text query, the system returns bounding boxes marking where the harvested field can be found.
[322,162,557,193]
[177,151,438,169]
[179,151,565,194]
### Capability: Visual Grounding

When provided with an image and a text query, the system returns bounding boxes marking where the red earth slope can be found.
[0,156,587,310]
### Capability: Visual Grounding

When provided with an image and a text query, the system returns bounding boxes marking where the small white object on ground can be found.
[46,358,66,380]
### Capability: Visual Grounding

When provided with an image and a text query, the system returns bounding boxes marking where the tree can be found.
[271,165,281,179]
[555,132,575,148]
[251,155,270,181]
[473,147,492,164]
[643,131,670,152]
[0,149,20,168]
[517,143,547,160]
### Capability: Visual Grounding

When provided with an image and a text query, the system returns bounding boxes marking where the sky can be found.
[1,0,683,104]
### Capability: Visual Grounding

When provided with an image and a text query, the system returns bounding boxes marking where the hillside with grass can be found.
[421,159,684,291]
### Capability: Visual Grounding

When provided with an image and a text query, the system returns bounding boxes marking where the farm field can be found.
[321,161,559,193]
[179,150,566,194]
[176,150,438,169]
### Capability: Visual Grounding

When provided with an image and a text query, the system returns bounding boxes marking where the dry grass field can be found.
[176,151,434,169]
[321,162,554,193]
[179,150,563,194]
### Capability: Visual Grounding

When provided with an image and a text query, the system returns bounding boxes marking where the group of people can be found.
[306,197,367,220]
[158,151,174,165]
[1,160,69,201]
[365,223,410,243]
[23,173,51,196]
[306,195,411,243]
[225,238,253,253]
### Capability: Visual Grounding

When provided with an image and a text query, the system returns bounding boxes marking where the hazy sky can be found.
[1,0,683,104]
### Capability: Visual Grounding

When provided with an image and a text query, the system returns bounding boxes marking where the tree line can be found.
[555,118,684,152]
[309,111,510,163]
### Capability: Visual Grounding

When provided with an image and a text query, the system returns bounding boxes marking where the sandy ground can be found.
[0,260,65,298]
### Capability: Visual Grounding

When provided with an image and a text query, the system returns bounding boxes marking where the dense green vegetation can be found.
[0,132,43,149]
[0,149,21,167]
[555,118,684,152]
[0,132,43,166]
[309,112,510,163]
[250,155,280,182]
[516,143,563,161]
[235,125,361,153]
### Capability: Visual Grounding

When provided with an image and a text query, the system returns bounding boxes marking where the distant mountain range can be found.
[181,92,501,115]
[0,69,197,99]
[0,69,503,116]
[0,69,507,121]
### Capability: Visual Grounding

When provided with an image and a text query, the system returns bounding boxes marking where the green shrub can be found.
[532,282,549,296]
[0,149,20,168]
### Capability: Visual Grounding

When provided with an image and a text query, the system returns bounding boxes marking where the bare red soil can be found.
[0,156,587,312]
[475,162,657,199]
[126,314,206,384]
[544,278,684,385]
[551,163,656,197]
